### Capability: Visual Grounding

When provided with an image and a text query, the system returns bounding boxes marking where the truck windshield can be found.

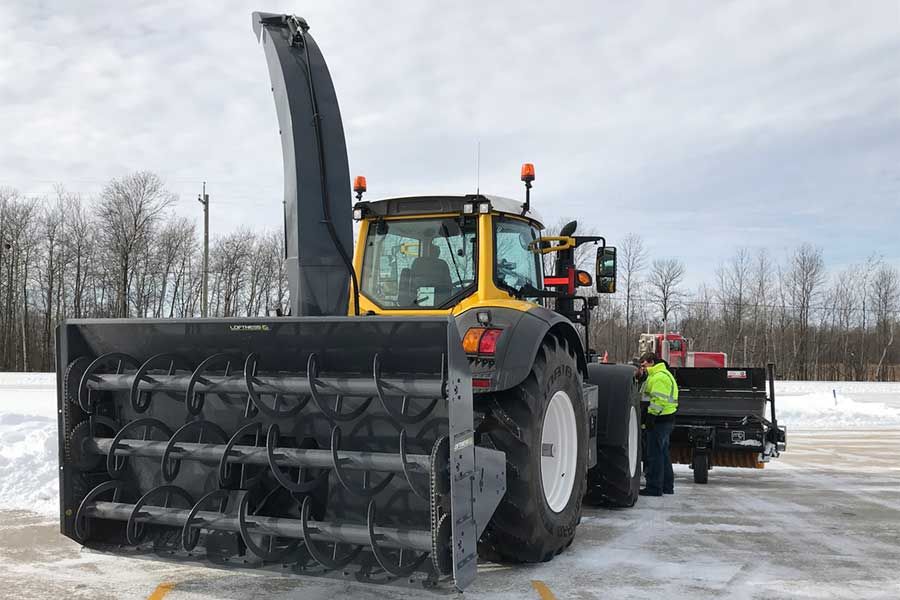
[361,217,477,309]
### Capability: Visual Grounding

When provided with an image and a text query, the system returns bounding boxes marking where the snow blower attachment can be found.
[57,317,505,590]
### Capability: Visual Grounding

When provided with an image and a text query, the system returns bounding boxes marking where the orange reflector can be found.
[353,175,367,193]
[462,327,485,354]
[576,270,592,286]
[473,377,491,389]
[520,162,535,182]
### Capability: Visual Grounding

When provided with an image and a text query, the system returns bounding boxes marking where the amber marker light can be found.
[520,163,535,183]
[463,327,485,354]
[577,271,593,286]
[353,175,367,200]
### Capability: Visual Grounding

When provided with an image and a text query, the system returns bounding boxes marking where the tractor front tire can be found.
[476,334,588,563]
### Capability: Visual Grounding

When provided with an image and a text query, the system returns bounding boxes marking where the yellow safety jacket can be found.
[642,362,679,416]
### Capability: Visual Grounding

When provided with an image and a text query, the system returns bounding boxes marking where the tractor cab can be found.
[351,194,545,315]
[351,165,618,324]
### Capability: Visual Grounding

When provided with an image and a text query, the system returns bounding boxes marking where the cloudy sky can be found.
[1,1,898,285]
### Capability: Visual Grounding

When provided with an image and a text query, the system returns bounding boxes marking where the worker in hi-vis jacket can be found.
[637,351,679,496]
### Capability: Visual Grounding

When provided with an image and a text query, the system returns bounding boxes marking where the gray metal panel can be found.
[254,14,352,316]
[445,322,479,590]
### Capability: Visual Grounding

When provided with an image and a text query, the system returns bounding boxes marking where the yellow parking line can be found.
[531,580,557,600]
[147,582,176,600]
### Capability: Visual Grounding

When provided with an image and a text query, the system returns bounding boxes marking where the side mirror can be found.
[596,246,616,293]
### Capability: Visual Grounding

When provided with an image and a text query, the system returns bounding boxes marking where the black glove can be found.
[644,413,657,430]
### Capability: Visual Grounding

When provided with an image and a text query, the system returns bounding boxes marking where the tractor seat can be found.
[409,256,452,306]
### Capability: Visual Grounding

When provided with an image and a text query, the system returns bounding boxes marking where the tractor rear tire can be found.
[476,334,588,563]
[693,452,709,484]
[584,364,642,508]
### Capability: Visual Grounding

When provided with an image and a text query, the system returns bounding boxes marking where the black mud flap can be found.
[56,317,504,591]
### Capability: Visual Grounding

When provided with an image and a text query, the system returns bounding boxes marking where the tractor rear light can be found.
[462,327,503,355]
[472,377,491,389]
[478,202,491,214]
[462,202,475,214]
[352,207,364,221]
[462,328,485,353]
[478,329,503,354]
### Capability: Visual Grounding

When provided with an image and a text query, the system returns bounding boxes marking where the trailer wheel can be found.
[584,364,642,507]
[476,334,588,563]
[692,453,709,484]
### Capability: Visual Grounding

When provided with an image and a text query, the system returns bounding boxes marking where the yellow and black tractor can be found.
[56,13,642,591]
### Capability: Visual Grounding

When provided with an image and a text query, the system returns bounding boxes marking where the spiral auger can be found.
[56,316,504,590]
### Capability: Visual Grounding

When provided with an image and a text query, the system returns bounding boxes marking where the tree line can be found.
[0,172,289,372]
[1,172,897,380]
[586,235,899,381]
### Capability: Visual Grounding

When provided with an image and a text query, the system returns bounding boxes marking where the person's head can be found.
[638,352,658,370]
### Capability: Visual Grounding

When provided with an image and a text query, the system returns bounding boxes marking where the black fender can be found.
[455,305,586,393]
[586,363,640,446]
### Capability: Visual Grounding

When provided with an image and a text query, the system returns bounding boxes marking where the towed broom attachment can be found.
[57,317,504,591]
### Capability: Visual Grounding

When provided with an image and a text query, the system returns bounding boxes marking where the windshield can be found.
[361,217,477,309]
[494,217,541,294]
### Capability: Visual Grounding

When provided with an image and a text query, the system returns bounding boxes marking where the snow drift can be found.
[775,381,900,429]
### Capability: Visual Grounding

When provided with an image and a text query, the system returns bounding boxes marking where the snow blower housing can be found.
[56,12,641,591]
[58,317,502,589]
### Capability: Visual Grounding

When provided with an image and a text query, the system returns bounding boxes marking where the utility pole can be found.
[198,182,209,318]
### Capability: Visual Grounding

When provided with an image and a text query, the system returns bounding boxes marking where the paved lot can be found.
[2,429,899,600]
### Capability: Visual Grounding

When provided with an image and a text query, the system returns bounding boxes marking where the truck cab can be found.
[638,332,727,368]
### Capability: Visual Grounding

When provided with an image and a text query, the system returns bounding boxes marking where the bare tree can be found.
[785,244,825,379]
[871,262,899,380]
[619,233,647,359]
[95,172,175,317]
[716,248,750,363]
[647,258,685,333]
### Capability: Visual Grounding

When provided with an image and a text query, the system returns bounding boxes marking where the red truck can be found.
[637,332,727,368]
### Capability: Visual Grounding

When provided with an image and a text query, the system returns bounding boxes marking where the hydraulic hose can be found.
[295,18,360,315]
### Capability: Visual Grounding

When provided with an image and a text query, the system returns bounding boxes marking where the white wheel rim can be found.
[628,405,638,478]
[540,390,578,513]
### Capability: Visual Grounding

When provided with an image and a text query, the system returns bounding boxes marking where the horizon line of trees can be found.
[1,172,897,381]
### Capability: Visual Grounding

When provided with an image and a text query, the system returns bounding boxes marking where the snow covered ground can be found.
[775,380,900,429]
[0,373,898,517]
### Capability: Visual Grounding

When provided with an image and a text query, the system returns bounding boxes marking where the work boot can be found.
[639,488,662,497]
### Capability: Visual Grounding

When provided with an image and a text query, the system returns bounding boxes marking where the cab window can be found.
[361,217,477,309]
[494,217,541,295]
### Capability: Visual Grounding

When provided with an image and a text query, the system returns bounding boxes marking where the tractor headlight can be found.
[462,202,475,214]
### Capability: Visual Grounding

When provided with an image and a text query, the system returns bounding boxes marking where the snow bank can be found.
[0,412,58,514]
[775,380,900,429]
[0,372,59,514]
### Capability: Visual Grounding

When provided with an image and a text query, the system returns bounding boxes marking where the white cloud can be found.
[1,0,897,284]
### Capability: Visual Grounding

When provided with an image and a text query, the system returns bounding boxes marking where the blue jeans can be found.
[645,419,674,494]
